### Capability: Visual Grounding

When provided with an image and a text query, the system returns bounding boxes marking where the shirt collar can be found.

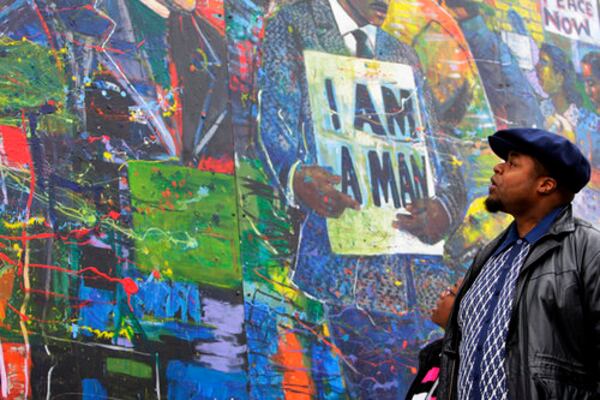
[328,0,360,35]
[328,0,376,37]
[493,206,565,256]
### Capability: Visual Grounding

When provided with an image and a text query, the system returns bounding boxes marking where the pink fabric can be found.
[422,367,440,383]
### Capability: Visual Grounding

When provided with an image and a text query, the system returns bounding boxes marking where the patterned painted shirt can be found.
[457,207,563,400]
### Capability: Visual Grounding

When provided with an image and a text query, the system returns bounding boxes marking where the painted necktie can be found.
[351,29,374,59]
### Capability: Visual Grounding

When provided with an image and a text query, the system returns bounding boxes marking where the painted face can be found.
[536,52,562,96]
[431,279,461,329]
[582,61,600,110]
[342,0,391,26]
[485,152,543,215]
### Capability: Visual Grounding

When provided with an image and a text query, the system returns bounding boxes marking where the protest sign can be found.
[303,50,444,255]
[542,0,600,44]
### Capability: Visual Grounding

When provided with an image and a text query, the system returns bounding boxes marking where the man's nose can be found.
[493,162,504,174]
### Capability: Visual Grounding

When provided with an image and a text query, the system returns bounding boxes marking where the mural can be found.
[0,0,597,399]
[228,0,600,399]
[0,0,247,399]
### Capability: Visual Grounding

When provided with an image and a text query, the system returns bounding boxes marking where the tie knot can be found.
[350,29,374,58]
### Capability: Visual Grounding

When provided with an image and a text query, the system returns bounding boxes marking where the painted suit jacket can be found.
[258,0,466,314]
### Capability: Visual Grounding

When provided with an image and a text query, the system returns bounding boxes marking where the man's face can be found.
[582,61,600,110]
[485,151,543,214]
[343,0,391,26]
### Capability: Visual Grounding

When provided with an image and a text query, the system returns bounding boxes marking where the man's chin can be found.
[484,197,504,213]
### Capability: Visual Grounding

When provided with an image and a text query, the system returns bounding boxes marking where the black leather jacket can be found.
[438,206,600,399]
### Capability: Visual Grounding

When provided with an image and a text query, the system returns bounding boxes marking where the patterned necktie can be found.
[350,29,374,59]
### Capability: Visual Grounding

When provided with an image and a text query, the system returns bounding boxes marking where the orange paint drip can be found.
[0,269,15,326]
[273,332,315,400]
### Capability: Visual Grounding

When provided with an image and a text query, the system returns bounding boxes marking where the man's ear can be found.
[538,176,558,195]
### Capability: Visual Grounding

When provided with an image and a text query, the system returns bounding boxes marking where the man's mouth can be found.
[370,2,389,14]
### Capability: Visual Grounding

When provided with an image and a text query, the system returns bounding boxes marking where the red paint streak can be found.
[6,304,29,322]
[1,343,31,398]
[0,233,55,242]
[196,0,225,35]
[32,1,64,73]
[0,252,18,266]
[26,263,138,310]
[86,135,110,143]
[197,155,234,175]
[0,251,138,310]
[272,332,315,400]
[0,125,32,168]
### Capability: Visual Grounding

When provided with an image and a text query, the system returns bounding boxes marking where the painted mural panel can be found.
[227,0,600,398]
[0,0,247,399]
[0,0,599,398]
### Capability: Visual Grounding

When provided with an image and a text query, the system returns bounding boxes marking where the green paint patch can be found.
[0,37,73,129]
[129,161,241,289]
[235,158,326,323]
[106,358,152,379]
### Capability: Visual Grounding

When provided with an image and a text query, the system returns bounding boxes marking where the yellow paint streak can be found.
[70,325,135,341]
[3,217,45,230]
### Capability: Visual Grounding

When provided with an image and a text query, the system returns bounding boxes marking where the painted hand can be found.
[392,198,450,244]
[293,165,361,218]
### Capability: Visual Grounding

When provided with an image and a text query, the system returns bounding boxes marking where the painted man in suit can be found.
[258,0,466,397]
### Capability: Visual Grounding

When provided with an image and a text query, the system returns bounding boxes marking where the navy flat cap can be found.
[488,128,591,193]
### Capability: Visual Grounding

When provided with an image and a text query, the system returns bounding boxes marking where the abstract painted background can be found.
[0,0,598,398]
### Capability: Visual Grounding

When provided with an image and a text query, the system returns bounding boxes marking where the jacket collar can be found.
[484,204,575,261]
[311,0,351,56]
[546,204,575,236]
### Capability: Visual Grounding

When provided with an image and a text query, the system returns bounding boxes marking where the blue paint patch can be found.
[82,378,108,399]
[310,340,345,400]
[140,320,215,342]
[166,361,248,400]
[78,284,115,334]
[244,299,284,400]
[134,280,202,324]
[58,9,111,38]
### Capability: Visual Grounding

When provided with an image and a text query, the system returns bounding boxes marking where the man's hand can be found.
[392,198,450,244]
[293,165,360,218]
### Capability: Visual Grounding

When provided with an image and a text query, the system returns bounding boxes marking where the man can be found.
[258,0,466,397]
[438,128,600,399]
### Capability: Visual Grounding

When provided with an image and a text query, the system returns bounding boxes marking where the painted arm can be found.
[258,10,358,217]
